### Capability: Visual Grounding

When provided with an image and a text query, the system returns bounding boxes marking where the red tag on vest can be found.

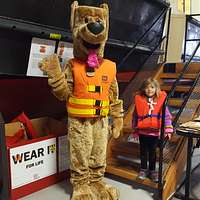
[102,75,108,82]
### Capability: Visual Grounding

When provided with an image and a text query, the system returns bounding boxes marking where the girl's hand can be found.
[164,127,173,140]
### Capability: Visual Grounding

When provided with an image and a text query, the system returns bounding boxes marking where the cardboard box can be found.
[5,117,70,200]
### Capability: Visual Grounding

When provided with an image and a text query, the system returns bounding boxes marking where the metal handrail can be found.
[173,72,200,126]
[118,7,170,70]
[158,40,200,199]
[187,14,200,17]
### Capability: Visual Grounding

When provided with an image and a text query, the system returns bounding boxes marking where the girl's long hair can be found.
[139,78,161,98]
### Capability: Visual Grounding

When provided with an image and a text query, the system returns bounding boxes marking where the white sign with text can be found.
[26,38,73,77]
[26,37,56,77]
[10,138,57,189]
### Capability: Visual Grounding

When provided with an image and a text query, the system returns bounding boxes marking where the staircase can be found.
[106,62,200,200]
[156,62,199,116]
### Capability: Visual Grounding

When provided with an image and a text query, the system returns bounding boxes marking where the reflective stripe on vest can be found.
[68,107,109,117]
[87,85,103,93]
[69,97,109,107]
[135,91,166,129]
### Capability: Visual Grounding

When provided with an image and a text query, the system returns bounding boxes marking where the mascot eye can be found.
[85,17,89,23]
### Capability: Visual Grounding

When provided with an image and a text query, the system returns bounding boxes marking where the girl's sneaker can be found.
[138,169,148,180]
[149,170,159,182]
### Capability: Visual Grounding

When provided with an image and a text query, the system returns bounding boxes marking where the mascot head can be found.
[70,1,109,61]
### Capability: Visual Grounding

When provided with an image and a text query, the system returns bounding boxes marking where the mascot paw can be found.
[39,54,62,77]
[90,182,110,200]
[91,181,120,200]
[112,128,120,139]
[71,184,95,200]
[105,184,120,200]
[112,117,123,139]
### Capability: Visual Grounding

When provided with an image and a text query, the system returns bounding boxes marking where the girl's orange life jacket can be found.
[67,58,116,118]
[134,91,167,129]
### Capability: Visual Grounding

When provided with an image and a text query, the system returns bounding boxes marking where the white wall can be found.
[169,0,180,14]
[191,0,200,20]
[166,14,186,62]
[164,0,185,62]
[191,0,200,14]
[169,0,200,15]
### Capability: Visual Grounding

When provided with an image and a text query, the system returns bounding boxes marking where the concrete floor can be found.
[20,176,155,200]
[20,149,200,200]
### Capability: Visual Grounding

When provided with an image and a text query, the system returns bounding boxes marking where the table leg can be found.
[185,137,193,200]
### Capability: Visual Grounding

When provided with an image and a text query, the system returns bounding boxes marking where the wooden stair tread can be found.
[106,164,158,189]
[176,62,200,73]
[161,85,190,92]
[160,73,196,79]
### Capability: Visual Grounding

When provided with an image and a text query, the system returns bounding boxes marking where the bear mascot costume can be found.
[40,1,123,200]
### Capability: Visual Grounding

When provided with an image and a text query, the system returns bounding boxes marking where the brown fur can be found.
[70,1,109,60]
[40,2,123,200]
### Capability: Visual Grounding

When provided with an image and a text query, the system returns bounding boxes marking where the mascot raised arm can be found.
[40,1,123,200]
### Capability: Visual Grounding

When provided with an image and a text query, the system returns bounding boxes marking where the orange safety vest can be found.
[134,91,166,129]
[67,58,116,117]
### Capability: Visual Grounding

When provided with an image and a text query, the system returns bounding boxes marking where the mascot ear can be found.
[100,3,109,11]
[100,3,109,35]
[70,1,79,31]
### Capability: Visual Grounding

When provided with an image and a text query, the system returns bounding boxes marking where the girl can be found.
[132,78,173,182]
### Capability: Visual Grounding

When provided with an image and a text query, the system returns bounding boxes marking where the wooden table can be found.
[175,119,200,200]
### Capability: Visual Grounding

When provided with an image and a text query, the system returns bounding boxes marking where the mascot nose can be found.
[87,22,104,35]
